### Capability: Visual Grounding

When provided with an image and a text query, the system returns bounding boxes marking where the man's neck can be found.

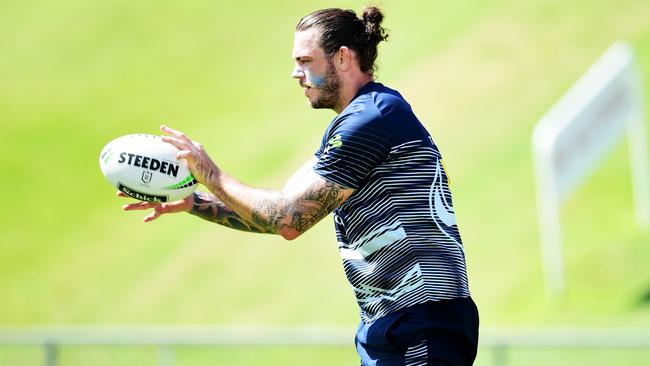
[333,74,374,114]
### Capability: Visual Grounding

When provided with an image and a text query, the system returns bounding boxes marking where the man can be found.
[123,6,479,365]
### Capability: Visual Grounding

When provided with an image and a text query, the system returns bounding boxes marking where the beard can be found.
[309,59,341,110]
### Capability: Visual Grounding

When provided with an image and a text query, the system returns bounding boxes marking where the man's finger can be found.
[160,124,182,136]
[176,150,195,162]
[123,201,160,211]
[161,136,188,150]
[160,125,192,144]
[143,210,162,222]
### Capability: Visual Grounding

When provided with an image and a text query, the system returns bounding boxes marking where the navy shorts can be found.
[355,297,479,366]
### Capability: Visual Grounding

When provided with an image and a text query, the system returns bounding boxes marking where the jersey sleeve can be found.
[313,115,391,189]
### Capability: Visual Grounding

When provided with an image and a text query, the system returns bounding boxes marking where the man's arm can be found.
[204,157,352,240]
[190,191,271,233]
[121,189,277,233]
[190,158,351,236]
[250,161,350,238]
[189,156,349,237]
[123,126,354,239]
[160,125,353,240]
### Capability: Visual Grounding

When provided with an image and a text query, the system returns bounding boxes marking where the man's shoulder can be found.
[353,82,413,120]
[338,83,399,120]
[327,82,420,143]
[345,82,432,147]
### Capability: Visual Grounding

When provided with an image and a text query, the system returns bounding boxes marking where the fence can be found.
[1,327,650,366]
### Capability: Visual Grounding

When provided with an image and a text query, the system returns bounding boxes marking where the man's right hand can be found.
[119,191,193,222]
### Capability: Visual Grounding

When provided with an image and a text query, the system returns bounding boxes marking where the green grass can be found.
[1,0,650,353]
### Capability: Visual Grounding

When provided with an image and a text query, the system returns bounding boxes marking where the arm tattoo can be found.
[191,192,271,234]
[251,180,345,235]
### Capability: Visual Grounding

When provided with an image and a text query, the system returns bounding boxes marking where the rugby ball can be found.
[99,134,197,202]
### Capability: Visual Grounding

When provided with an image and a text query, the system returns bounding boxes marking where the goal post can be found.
[532,41,649,299]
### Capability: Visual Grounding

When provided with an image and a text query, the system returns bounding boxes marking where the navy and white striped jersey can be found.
[313,82,471,323]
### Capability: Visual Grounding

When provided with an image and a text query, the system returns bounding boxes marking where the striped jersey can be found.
[313,82,471,323]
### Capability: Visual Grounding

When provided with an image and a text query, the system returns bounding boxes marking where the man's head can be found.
[292,7,388,112]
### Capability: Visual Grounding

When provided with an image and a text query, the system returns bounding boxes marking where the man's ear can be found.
[336,46,353,72]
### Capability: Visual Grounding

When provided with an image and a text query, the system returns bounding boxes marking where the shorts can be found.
[354,297,479,366]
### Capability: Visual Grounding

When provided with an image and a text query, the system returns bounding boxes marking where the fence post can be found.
[492,344,507,366]
[157,345,175,366]
[44,343,58,366]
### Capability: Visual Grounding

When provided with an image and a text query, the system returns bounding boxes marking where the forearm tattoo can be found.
[191,192,269,233]
[251,179,345,235]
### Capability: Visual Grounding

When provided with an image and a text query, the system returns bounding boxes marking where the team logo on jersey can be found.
[428,160,462,246]
[322,134,343,157]
[328,134,343,148]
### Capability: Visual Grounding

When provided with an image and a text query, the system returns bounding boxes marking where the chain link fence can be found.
[1,327,650,366]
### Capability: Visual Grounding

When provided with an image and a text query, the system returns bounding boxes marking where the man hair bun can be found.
[361,6,388,44]
[295,6,388,75]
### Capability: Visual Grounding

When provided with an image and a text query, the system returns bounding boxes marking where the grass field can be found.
[2,0,650,364]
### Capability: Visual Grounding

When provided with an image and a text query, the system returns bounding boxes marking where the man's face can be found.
[291,28,341,110]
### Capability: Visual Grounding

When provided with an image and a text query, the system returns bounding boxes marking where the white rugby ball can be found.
[99,134,197,202]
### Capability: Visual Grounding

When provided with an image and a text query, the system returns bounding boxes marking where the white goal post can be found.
[533,41,649,299]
